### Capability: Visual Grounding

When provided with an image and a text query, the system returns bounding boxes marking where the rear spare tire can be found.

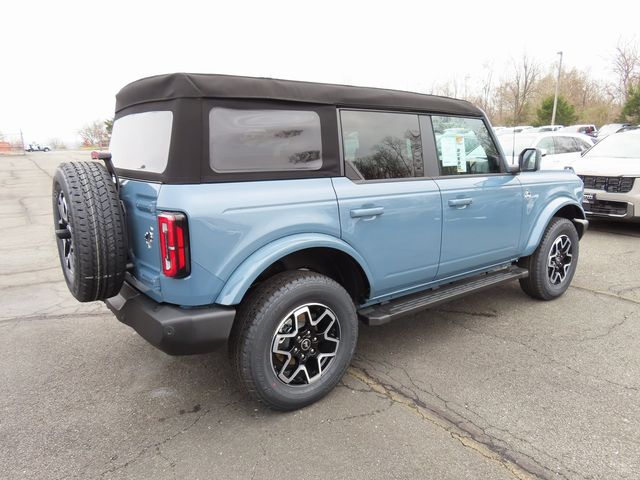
[52,161,127,302]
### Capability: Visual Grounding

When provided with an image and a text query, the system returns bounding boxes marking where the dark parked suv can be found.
[53,73,587,410]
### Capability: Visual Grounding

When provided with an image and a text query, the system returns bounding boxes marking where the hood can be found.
[572,156,640,176]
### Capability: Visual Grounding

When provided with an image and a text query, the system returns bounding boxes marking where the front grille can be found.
[579,175,635,193]
[583,199,629,216]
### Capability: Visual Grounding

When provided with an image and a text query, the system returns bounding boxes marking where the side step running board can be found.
[358,266,528,326]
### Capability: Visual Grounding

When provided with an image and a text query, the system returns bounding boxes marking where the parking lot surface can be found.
[1,151,639,480]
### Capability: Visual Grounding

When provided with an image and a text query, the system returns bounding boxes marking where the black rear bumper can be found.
[105,282,235,355]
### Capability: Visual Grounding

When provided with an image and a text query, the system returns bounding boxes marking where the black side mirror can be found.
[519,148,541,172]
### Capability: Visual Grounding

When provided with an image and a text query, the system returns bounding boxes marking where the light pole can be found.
[551,51,563,126]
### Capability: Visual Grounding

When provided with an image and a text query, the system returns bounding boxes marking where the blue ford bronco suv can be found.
[52,73,587,410]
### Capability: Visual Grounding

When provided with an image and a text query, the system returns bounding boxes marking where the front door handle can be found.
[350,206,385,218]
[448,198,473,208]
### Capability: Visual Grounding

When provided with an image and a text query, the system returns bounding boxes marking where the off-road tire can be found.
[519,217,579,300]
[52,161,127,302]
[229,271,358,411]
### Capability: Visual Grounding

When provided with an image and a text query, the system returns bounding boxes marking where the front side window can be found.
[209,108,322,173]
[536,137,555,154]
[340,110,423,180]
[432,116,502,175]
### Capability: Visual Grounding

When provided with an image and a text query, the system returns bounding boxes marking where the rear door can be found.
[428,115,523,280]
[333,110,442,298]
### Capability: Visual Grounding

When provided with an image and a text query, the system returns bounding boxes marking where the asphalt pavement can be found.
[1,151,639,479]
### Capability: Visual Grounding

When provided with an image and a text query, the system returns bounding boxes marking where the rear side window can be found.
[431,116,501,175]
[209,108,322,172]
[109,111,173,173]
[555,136,580,154]
[340,110,423,180]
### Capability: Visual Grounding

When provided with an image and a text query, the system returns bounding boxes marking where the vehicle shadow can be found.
[587,218,640,237]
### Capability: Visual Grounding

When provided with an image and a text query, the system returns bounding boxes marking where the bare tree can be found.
[474,61,495,118]
[78,120,109,148]
[612,38,640,103]
[503,54,541,124]
[48,138,67,150]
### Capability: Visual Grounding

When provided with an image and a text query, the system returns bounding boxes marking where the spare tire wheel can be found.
[52,161,127,302]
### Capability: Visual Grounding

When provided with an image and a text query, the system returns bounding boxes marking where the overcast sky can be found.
[1,0,637,145]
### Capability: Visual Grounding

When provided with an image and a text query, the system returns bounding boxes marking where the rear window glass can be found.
[209,108,322,173]
[109,111,173,173]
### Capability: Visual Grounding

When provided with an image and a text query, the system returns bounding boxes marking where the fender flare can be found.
[214,233,375,306]
[522,198,586,257]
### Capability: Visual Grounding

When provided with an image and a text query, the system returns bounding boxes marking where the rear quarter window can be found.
[209,108,323,173]
[109,111,173,173]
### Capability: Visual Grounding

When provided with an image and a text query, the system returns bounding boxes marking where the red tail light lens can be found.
[158,212,190,278]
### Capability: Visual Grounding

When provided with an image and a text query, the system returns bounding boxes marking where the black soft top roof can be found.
[115,73,483,116]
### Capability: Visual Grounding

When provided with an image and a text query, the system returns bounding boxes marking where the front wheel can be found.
[519,217,580,300]
[229,271,358,411]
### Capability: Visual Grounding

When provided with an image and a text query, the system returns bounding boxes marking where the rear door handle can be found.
[448,198,473,208]
[350,206,385,218]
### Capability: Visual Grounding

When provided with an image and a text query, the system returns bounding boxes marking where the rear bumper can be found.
[105,282,235,355]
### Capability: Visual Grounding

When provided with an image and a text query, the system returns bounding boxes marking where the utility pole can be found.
[20,129,25,155]
[551,51,563,126]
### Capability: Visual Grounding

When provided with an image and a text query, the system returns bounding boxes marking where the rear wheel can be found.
[52,161,127,302]
[519,217,579,300]
[229,271,358,410]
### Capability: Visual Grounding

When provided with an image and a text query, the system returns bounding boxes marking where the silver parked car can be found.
[596,123,632,140]
[572,129,640,222]
[497,131,594,169]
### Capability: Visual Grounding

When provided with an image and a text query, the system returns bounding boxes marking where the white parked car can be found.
[596,123,631,140]
[536,125,564,132]
[497,132,594,169]
[571,129,640,221]
[25,143,52,152]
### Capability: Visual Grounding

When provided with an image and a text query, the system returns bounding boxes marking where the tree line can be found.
[75,39,640,147]
[429,38,640,127]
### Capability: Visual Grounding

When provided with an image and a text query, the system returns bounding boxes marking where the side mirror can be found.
[519,148,541,172]
[539,148,548,157]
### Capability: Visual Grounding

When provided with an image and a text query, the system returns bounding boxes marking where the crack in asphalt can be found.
[571,284,640,306]
[18,197,34,225]
[97,405,213,478]
[347,364,557,480]
[2,278,64,289]
[450,318,639,393]
[0,266,59,276]
[352,353,595,479]
[0,311,111,325]
[26,157,54,179]
[434,308,498,318]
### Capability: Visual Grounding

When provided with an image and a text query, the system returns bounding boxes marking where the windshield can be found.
[585,131,640,158]
[598,124,624,136]
[498,134,536,157]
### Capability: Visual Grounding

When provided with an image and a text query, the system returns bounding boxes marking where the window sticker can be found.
[344,132,359,162]
[456,136,467,173]
[440,136,458,167]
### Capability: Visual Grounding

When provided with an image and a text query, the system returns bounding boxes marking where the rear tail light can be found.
[158,212,190,278]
